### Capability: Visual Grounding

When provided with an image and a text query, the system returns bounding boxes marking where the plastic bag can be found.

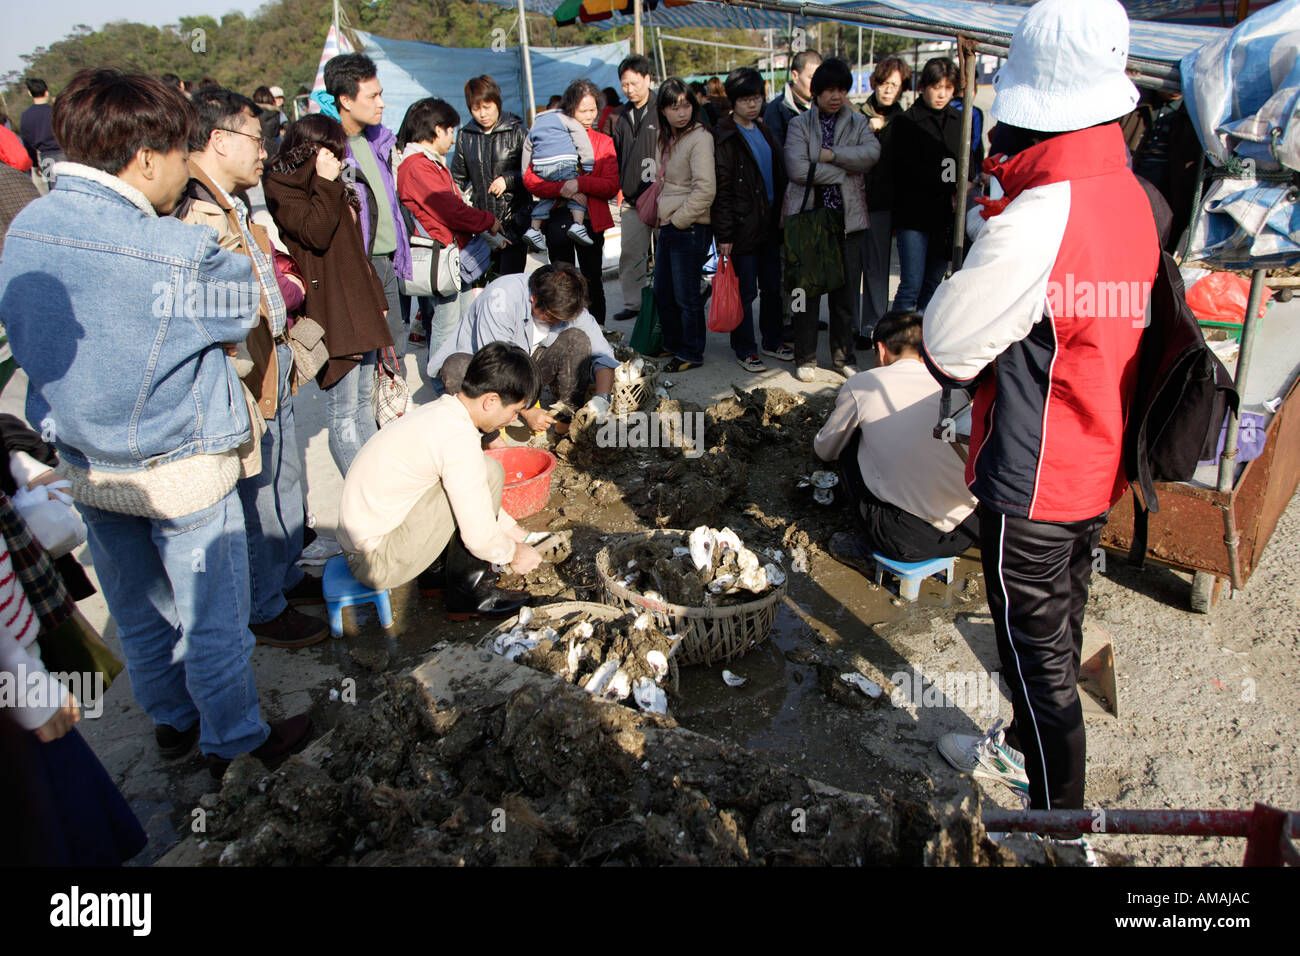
[1185,272,1273,325]
[706,255,743,333]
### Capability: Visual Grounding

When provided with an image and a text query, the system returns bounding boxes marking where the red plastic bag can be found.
[1185,272,1273,325]
[707,255,743,333]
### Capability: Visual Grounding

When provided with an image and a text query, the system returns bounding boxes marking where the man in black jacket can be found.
[713,68,791,370]
[762,50,821,149]
[610,55,657,322]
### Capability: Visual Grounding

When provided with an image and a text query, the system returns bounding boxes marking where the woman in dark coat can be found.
[888,57,964,313]
[451,75,529,279]
[264,114,392,477]
[859,56,910,344]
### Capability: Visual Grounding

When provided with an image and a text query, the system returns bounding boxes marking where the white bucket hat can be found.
[991,0,1139,133]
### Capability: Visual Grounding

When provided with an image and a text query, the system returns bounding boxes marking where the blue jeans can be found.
[79,491,269,759]
[236,343,304,625]
[654,222,712,364]
[893,228,949,313]
[324,350,378,476]
[731,241,783,355]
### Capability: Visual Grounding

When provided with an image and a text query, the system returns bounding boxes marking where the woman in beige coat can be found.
[782,58,880,380]
[652,78,716,372]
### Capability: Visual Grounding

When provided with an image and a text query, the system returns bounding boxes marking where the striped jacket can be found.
[923,123,1160,522]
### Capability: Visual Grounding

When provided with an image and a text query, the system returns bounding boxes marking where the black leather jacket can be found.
[450,112,528,241]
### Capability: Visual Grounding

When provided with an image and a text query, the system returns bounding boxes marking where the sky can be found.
[0,0,269,77]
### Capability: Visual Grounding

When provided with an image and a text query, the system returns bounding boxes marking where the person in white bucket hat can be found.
[924,0,1158,816]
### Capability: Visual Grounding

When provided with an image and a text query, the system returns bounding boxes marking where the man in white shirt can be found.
[337,343,544,619]
[814,310,979,563]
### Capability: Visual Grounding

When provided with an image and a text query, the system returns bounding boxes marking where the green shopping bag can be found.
[629,285,662,356]
[781,160,846,299]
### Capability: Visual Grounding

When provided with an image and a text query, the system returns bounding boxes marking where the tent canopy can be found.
[483,0,1226,70]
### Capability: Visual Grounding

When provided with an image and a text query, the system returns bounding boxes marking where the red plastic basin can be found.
[486,447,558,520]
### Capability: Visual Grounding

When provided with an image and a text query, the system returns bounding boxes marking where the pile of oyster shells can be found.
[612,526,787,606]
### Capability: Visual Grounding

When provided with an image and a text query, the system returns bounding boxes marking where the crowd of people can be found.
[0,0,1192,863]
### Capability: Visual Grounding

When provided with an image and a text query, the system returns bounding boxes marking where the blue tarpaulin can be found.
[340,30,628,129]
[1181,0,1300,268]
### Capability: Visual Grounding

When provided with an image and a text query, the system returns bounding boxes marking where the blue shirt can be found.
[738,123,774,203]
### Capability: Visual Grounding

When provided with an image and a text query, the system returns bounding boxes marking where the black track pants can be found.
[981,509,1107,810]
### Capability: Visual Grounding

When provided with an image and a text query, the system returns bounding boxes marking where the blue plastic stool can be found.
[322,555,393,637]
[871,553,956,602]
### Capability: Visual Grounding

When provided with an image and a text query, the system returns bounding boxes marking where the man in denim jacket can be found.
[0,70,311,776]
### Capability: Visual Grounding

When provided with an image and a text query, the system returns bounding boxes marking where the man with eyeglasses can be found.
[175,88,325,650]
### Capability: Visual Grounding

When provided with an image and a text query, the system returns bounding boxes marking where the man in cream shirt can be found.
[814,310,979,563]
[337,343,544,619]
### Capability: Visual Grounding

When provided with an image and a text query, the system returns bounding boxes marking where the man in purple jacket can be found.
[323,54,412,359]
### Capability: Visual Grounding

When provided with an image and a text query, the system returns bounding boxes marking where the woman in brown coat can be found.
[264,115,392,476]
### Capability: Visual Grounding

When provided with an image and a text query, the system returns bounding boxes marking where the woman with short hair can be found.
[889,57,964,313]
[450,75,528,278]
[395,98,504,374]
[782,57,880,381]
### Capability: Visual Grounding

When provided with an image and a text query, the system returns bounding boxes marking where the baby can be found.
[523,107,596,252]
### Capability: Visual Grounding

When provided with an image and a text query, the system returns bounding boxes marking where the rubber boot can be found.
[417,555,446,597]
[443,532,530,621]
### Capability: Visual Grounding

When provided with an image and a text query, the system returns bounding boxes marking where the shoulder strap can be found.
[801,160,818,212]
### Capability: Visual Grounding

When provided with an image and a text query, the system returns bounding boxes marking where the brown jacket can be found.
[262,160,391,389]
[174,159,282,419]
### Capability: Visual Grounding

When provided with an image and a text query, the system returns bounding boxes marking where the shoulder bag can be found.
[781,160,846,299]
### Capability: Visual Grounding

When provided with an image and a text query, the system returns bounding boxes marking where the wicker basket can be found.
[482,600,680,691]
[609,360,659,417]
[595,531,787,666]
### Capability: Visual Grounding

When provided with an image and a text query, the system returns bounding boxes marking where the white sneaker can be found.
[836,365,858,378]
[566,222,595,246]
[795,364,816,383]
[523,228,547,253]
[298,535,343,567]
[937,719,1030,796]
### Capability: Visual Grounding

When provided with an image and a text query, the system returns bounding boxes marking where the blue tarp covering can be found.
[347,30,628,129]
[1181,0,1300,268]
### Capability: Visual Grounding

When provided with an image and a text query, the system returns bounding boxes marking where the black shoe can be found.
[284,573,324,607]
[855,334,873,351]
[251,606,329,649]
[417,557,446,597]
[155,722,199,759]
[612,309,638,322]
[442,533,531,621]
[206,713,314,780]
[817,320,828,331]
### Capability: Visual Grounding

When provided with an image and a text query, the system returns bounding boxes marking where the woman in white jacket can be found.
[651,78,716,373]
[782,58,880,381]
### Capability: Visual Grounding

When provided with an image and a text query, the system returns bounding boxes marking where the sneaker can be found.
[855,334,873,351]
[736,354,767,373]
[795,364,816,383]
[407,328,426,346]
[761,344,795,363]
[937,719,1030,795]
[566,222,595,246]
[835,364,859,379]
[612,309,639,322]
[251,606,329,649]
[298,535,343,567]
[649,348,675,359]
[523,228,547,253]
[663,358,700,373]
[284,574,324,607]
[155,722,199,759]
[206,713,314,780]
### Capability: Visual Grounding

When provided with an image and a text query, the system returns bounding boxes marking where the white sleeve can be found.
[9,450,52,489]
[922,181,1070,387]
[813,383,862,462]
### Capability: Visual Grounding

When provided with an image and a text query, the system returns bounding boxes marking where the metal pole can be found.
[635,0,644,56]
[869,29,875,69]
[517,0,537,124]
[1214,267,1267,589]
[951,38,977,271]
[768,29,776,95]
[856,26,863,93]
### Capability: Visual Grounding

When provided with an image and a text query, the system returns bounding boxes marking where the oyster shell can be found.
[645,650,669,681]
[715,528,742,554]
[721,670,747,687]
[688,525,717,572]
[841,672,883,698]
[584,658,621,695]
[811,470,839,489]
[764,563,786,587]
[603,668,632,701]
[738,566,768,593]
[633,677,668,714]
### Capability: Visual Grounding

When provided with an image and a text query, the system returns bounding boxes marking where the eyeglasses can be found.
[219,127,266,148]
